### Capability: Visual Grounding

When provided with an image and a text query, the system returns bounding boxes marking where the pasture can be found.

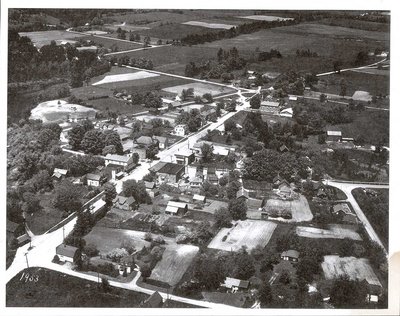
[18,30,85,48]
[30,99,96,123]
[163,82,235,96]
[208,220,277,252]
[92,71,159,86]
[321,255,381,286]
[84,226,151,254]
[182,21,236,30]
[149,244,199,286]
[296,224,362,241]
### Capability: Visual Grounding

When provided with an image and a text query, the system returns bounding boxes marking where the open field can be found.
[352,188,389,249]
[18,30,85,47]
[321,255,381,286]
[113,46,220,75]
[208,220,277,252]
[30,99,96,123]
[7,268,148,307]
[77,34,143,50]
[264,195,313,222]
[296,224,362,240]
[239,15,294,21]
[316,18,390,33]
[93,71,159,86]
[84,226,151,254]
[104,23,150,32]
[87,97,148,115]
[182,21,236,29]
[136,23,213,40]
[163,82,235,96]
[149,244,199,286]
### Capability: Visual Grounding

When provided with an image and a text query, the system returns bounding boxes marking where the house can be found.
[201,108,217,121]
[260,100,280,114]
[193,194,206,203]
[281,250,300,262]
[236,187,249,200]
[102,163,124,181]
[141,291,164,308]
[144,181,159,198]
[153,136,168,150]
[131,144,147,160]
[86,173,105,187]
[242,180,273,199]
[136,136,154,146]
[52,168,68,180]
[277,181,293,199]
[361,280,382,303]
[279,144,289,153]
[118,255,134,275]
[332,203,359,224]
[280,107,293,118]
[17,234,31,247]
[221,277,250,292]
[326,130,342,142]
[165,201,188,216]
[175,148,195,165]
[273,174,284,188]
[156,163,185,183]
[104,154,135,172]
[56,244,80,263]
[174,124,188,137]
[112,195,137,211]
[288,95,298,101]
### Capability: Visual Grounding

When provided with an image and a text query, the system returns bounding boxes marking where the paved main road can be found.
[324,179,389,253]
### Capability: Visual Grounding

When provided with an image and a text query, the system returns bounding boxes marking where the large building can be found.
[156,163,185,183]
[104,154,136,172]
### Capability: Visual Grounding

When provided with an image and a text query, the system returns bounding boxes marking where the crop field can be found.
[137,23,216,40]
[239,15,294,21]
[296,224,362,240]
[84,226,151,254]
[316,18,390,33]
[18,30,85,48]
[92,71,159,85]
[351,68,390,76]
[208,220,277,252]
[78,35,143,50]
[163,82,235,96]
[115,46,220,75]
[30,99,96,123]
[182,21,236,29]
[149,244,199,286]
[264,195,313,222]
[321,255,381,286]
[104,23,150,32]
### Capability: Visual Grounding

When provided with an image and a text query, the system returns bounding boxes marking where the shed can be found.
[193,194,206,203]
[222,277,250,290]
[165,201,188,216]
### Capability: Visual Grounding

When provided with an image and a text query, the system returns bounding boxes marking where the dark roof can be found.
[149,161,167,173]
[17,234,30,244]
[56,244,79,258]
[157,163,185,175]
[142,291,163,308]
[281,250,299,259]
[113,195,136,205]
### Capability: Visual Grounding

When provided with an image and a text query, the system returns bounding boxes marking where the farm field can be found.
[7,268,148,307]
[351,68,390,76]
[30,99,96,123]
[84,226,151,255]
[104,23,150,32]
[208,220,277,252]
[92,71,159,86]
[77,34,143,50]
[114,45,221,75]
[316,18,390,33]
[296,224,362,241]
[136,23,216,40]
[321,255,381,286]
[182,21,236,29]
[239,15,294,21]
[149,244,199,286]
[163,82,235,96]
[86,97,148,115]
[18,30,85,47]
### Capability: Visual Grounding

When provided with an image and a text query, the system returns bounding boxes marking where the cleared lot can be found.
[296,224,362,240]
[163,82,234,96]
[149,244,199,286]
[321,255,381,286]
[208,220,277,252]
[264,194,313,222]
[92,71,159,85]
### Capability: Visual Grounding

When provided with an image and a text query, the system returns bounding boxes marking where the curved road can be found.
[324,179,389,253]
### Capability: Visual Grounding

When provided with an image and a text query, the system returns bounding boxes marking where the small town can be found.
[5,7,392,312]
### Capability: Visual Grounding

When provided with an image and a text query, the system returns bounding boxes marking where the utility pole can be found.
[24,252,29,269]
[62,226,65,243]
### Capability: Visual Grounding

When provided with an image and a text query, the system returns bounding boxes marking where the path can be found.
[324,179,388,253]
[104,44,171,56]
[316,58,387,77]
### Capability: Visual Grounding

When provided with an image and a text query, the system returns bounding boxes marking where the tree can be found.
[26,170,53,192]
[21,192,41,214]
[122,180,150,204]
[339,79,347,98]
[141,264,151,279]
[103,130,123,155]
[81,130,105,154]
[250,95,261,109]
[258,282,273,307]
[103,183,117,205]
[101,278,110,292]
[73,210,94,237]
[330,276,368,308]
[201,143,214,163]
[83,243,99,257]
[228,198,247,220]
[52,180,82,214]
[215,207,232,228]
[68,125,86,150]
[319,93,327,103]
[194,253,225,290]
[234,248,255,279]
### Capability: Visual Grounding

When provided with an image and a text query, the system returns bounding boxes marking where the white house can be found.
[104,154,135,172]
[86,173,104,187]
[56,244,80,263]
[174,124,188,137]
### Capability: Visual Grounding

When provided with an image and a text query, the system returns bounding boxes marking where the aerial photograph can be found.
[4,4,394,314]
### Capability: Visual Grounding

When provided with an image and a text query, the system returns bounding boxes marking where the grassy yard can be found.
[352,188,388,249]
[6,267,148,307]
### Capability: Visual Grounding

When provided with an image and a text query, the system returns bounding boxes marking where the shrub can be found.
[83,243,99,257]
[106,248,129,262]
[52,255,60,264]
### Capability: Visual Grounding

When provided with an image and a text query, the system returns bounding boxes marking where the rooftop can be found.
[105,154,131,163]
[136,136,154,145]
[86,173,101,181]
[327,131,342,136]
[281,249,299,259]
[222,277,250,289]
[157,163,185,175]
[56,244,79,258]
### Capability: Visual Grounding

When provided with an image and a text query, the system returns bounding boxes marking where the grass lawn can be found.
[6,267,148,307]
[86,97,148,115]
[326,109,389,146]
[352,188,388,249]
